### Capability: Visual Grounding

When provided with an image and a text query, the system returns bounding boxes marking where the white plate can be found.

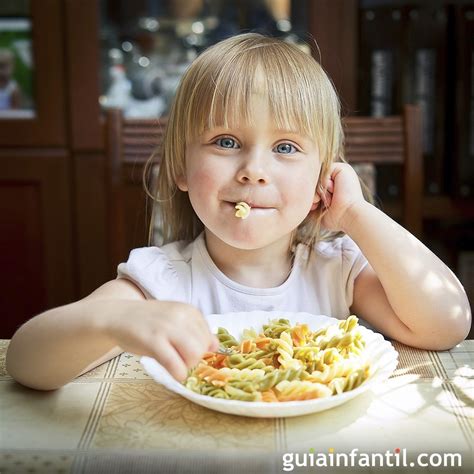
[141,311,399,418]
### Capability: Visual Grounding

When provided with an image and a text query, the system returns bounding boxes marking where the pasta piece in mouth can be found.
[235,201,251,219]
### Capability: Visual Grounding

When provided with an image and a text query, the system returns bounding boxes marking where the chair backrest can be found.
[104,108,165,275]
[343,104,423,236]
[104,104,423,274]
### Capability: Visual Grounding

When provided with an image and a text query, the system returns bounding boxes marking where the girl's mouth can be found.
[224,201,274,210]
[222,201,276,214]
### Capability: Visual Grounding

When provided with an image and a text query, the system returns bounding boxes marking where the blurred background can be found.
[0,0,472,338]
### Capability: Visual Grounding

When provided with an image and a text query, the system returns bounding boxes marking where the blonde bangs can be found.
[149,33,358,249]
[181,39,334,153]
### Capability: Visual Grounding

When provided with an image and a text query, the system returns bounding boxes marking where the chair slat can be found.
[345,152,403,164]
[343,116,402,126]
[123,124,163,135]
[123,118,166,126]
[345,135,403,146]
[122,136,161,146]
[344,115,404,164]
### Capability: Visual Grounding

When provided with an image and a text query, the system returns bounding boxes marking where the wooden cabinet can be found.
[0,0,75,337]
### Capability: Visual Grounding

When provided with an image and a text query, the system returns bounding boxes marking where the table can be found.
[1,339,472,474]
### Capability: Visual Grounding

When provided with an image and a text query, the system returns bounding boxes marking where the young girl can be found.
[7,33,471,390]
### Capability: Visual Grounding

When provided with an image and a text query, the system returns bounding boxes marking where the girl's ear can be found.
[310,183,323,211]
[310,194,321,211]
[175,174,188,192]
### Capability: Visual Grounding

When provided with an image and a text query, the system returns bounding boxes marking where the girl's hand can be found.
[102,300,219,381]
[316,162,366,232]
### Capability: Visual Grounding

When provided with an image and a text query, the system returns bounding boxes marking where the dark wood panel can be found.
[74,152,109,297]
[107,162,151,278]
[65,0,103,150]
[309,0,358,113]
[422,196,474,220]
[123,178,151,254]
[0,183,46,337]
[0,151,74,337]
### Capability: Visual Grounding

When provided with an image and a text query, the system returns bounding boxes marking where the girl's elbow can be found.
[406,311,471,352]
[431,312,471,351]
[450,314,472,349]
[9,372,64,391]
[455,303,472,343]
[431,335,467,352]
[6,358,63,391]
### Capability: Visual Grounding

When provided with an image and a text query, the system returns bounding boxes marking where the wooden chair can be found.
[104,108,166,276]
[104,104,423,274]
[343,104,423,237]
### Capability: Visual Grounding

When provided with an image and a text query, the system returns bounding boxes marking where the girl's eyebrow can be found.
[202,126,311,142]
[272,130,314,148]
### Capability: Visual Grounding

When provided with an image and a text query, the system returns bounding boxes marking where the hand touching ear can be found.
[314,163,366,232]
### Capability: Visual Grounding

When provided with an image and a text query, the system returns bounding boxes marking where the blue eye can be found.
[216,137,239,149]
[274,142,297,154]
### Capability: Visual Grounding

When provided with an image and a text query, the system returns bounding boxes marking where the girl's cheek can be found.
[188,168,220,203]
[286,174,316,200]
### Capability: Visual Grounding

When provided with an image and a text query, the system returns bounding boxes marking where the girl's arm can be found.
[6,279,218,390]
[317,163,471,350]
[346,201,471,350]
[6,279,143,390]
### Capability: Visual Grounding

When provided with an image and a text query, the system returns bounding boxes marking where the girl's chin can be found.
[212,226,289,251]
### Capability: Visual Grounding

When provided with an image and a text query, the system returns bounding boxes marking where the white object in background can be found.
[104,64,131,109]
[125,96,166,118]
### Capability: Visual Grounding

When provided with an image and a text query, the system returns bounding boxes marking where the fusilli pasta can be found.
[184,315,371,402]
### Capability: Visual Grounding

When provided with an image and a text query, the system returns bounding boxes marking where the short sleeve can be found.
[117,246,182,301]
[341,236,368,309]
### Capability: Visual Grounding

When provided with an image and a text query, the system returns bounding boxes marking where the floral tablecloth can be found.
[0,339,472,473]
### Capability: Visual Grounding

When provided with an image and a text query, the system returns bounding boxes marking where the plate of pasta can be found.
[141,311,398,417]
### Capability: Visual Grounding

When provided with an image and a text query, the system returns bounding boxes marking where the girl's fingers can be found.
[208,336,220,352]
[186,307,217,346]
[152,339,189,381]
[170,334,208,369]
[327,179,334,193]
[187,315,219,353]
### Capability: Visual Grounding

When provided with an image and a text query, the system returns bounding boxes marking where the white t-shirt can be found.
[117,232,369,322]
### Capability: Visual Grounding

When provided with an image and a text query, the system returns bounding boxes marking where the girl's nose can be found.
[236,148,270,184]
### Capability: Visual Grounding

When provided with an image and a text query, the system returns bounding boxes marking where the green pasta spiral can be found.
[225,384,261,401]
[227,354,267,370]
[247,349,275,360]
[200,383,230,399]
[227,379,259,393]
[329,367,369,394]
[217,327,238,348]
[263,318,292,338]
[258,368,307,391]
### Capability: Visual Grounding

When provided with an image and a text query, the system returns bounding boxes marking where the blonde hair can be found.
[145,33,372,257]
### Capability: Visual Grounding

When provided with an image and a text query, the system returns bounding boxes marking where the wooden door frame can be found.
[0,0,67,146]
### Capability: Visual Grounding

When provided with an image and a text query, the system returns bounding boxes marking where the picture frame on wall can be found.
[0,17,34,118]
